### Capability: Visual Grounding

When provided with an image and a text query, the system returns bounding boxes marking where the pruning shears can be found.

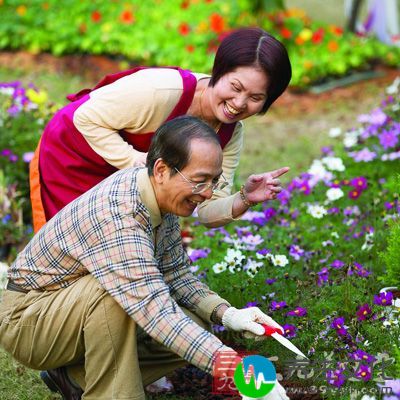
[261,324,308,359]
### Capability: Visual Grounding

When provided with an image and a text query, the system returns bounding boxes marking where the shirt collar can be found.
[137,168,162,229]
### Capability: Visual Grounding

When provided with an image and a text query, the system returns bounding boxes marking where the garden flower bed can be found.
[0,1,399,89]
[182,78,400,398]
[0,75,399,399]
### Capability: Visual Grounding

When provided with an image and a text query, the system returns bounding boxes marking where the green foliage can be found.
[0,1,399,88]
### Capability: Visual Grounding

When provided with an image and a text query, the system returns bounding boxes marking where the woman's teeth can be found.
[225,103,240,115]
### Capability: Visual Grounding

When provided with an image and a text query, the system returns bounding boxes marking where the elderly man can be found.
[0,116,288,400]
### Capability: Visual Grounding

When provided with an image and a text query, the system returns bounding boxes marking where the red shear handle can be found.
[261,324,284,336]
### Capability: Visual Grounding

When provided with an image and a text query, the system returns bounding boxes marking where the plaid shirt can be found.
[9,168,231,373]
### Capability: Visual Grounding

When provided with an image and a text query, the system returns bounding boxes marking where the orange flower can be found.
[120,10,135,24]
[280,27,292,39]
[91,10,102,23]
[210,13,224,34]
[328,40,339,52]
[79,23,87,34]
[186,44,195,53]
[179,22,190,36]
[16,5,27,16]
[295,36,305,45]
[42,2,49,10]
[180,0,190,9]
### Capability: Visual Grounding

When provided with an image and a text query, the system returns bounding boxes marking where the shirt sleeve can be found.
[79,223,231,373]
[197,122,244,227]
[72,70,182,169]
[157,220,230,322]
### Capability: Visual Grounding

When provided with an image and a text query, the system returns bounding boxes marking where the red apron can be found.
[30,67,236,232]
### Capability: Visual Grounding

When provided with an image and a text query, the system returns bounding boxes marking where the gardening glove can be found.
[221,307,283,336]
[241,381,289,400]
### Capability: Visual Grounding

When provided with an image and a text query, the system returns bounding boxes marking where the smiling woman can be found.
[29,27,292,233]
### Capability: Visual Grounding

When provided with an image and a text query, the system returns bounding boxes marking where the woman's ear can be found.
[152,158,168,184]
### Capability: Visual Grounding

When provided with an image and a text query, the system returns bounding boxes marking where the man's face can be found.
[158,139,223,217]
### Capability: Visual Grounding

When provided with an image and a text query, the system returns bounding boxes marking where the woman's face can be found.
[211,66,268,123]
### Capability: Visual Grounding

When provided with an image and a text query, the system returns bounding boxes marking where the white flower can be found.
[212,262,227,274]
[386,77,400,95]
[245,259,263,278]
[343,129,360,148]
[307,204,328,219]
[307,160,333,186]
[331,231,339,239]
[270,254,289,267]
[224,248,245,266]
[322,156,345,172]
[326,187,344,202]
[361,231,374,251]
[360,396,376,400]
[0,262,8,290]
[328,127,342,137]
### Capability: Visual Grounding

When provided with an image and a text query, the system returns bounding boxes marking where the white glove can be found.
[241,380,289,400]
[221,307,283,336]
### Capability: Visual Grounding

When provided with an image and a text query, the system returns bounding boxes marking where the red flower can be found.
[280,27,292,39]
[180,0,190,9]
[210,13,225,34]
[312,28,324,44]
[120,10,135,24]
[348,189,361,199]
[91,10,102,23]
[79,23,87,34]
[179,22,190,36]
[186,44,195,53]
[332,26,343,36]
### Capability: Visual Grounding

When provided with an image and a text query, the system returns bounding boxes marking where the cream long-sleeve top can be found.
[73,68,244,228]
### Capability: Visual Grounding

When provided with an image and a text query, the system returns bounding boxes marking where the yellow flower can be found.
[299,28,312,42]
[26,88,48,105]
[16,5,27,16]
[101,22,113,33]
[196,21,208,34]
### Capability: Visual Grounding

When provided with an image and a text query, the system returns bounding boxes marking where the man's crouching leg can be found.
[0,274,146,400]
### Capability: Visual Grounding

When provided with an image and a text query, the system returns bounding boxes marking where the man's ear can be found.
[153,158,169,184]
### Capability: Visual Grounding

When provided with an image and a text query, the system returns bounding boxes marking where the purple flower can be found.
[328,207,340,215]
[358,107,387,126]
[270,301,288,311]
[317,267,329,286]
[244,301,260,308]
[349,148,377,162]
[212,324,226,333]
[326,369,346,387]
[348,189,362,199]
[289,244,305,260]
[374,291,393,306]
[331,259,345,269]
[23,152,34,163]
[350,349,376,363]
[265,278,277,285]
[7,104,20,116]
[350,176,368,191]
[330,317,348,336]
[0,149,12,156]
[282,324,297,338]
[286,307,307,317]
[356,304,372,321]
[263,207,277,220]
[188,248,210,263]
[9,154,18,163]
[354,364,372,382]
[379,129,398,150]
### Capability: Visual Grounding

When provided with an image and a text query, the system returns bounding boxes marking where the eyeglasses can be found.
[174,168,228,194]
